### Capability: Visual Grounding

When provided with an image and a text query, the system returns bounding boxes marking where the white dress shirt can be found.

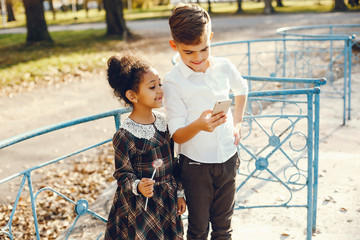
[163,56,248,163]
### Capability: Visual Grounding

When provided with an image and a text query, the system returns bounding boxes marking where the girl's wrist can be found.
[132,179,141,195]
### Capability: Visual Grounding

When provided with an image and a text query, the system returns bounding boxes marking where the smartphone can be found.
[211,99,232,116]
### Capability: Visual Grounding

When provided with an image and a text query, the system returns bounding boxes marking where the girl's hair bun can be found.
[107,53,150,106]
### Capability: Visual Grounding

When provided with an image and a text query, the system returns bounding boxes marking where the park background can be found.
[1,0,360,239]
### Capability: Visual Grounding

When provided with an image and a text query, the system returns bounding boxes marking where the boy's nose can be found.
[193,52,201,60]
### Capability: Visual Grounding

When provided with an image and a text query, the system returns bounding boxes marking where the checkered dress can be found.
[104,112,183,240]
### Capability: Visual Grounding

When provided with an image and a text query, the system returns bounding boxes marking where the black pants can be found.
[179,153,240,240]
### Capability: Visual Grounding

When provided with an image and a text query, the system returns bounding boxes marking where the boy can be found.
[163,3,248,240]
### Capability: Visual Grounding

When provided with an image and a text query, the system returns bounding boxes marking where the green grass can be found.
[0,29,125,87]
[0,0,359,89]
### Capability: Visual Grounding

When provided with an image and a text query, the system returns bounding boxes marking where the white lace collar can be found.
[121,111,167,140]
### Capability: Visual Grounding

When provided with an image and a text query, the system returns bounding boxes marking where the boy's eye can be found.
[150,86,155,89]
[185,51,192,55]
[159,83,163,87]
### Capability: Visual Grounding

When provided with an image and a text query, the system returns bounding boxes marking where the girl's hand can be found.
[198,110,227,132]
[177,197,186,215]
[233,122,242,146]
[138,178,155,197]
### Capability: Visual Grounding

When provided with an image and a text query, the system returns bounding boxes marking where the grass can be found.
[0,0,359,89]
[0,29,125,87]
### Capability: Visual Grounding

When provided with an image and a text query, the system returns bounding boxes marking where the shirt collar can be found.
[178,56,214,79]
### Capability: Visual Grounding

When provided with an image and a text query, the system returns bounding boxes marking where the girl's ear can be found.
[125,90,138,103]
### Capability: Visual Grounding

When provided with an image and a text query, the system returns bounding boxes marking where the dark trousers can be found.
[179,153,239,240]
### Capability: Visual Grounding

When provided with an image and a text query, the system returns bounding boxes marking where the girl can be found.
[104,53,186,240]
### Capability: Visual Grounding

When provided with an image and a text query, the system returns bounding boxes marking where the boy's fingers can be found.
[203,109,213,115]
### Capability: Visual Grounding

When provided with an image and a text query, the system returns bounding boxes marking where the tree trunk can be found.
[236,0,243,14]
[207,0,212,14]
[84,0,89,17]
[333,0,348,10]
[98,0,103,11]
[6,0,16,22]
[263,0,275,14]
[276,0,284,7]
[23,0,52,43]
[103,0,131,39]
[49,0,56,20]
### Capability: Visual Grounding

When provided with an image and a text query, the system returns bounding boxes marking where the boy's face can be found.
[169,31,213,73]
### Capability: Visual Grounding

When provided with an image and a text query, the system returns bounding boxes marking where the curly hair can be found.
[107,53,151,106]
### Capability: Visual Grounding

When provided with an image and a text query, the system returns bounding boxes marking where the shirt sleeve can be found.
[227,59,249,96]
[163,80,187,136]
[112,129,138,194]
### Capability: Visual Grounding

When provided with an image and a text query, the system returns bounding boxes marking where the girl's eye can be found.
[185,52,192,55]
[150,86,155,89]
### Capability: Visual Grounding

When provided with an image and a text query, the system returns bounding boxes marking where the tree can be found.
[48,0,56,20]
[23,0,52,43]
[103,0,131,39]
[333,0,348,10]
[263,0,275,14]
[98,0,103,11]
[236,0,243,14]
[84,0,89,17]
[6,0,16,22]
[276,0,284,7]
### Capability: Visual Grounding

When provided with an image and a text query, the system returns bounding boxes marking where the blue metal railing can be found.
[1,76,324,240]
[235,86,322,240]
[276,24,360,123]
[0,108,131,240]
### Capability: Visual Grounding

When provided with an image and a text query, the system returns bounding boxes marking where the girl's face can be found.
[135,67,163,109]
[169,31,213,73]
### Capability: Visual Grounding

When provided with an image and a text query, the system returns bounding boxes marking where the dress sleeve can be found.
[112,129,138,193]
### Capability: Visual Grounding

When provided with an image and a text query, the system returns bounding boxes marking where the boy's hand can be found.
[177,197,186,215]
[198,109,227,132]
[233,122,242,146]
[138,178,155,197]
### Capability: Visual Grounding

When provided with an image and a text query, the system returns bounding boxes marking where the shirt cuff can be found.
[177,189,185,198]
[132,179,141,195]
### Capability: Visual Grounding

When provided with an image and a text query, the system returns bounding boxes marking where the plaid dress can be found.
[105,111,183,240]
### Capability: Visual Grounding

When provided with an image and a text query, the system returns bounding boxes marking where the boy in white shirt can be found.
[163,3,248,240]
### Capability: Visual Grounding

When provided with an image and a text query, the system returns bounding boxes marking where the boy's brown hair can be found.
[169,3,211,45]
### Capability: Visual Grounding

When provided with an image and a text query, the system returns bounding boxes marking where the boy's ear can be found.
[169,40,177,51]
[125,90,138,103]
